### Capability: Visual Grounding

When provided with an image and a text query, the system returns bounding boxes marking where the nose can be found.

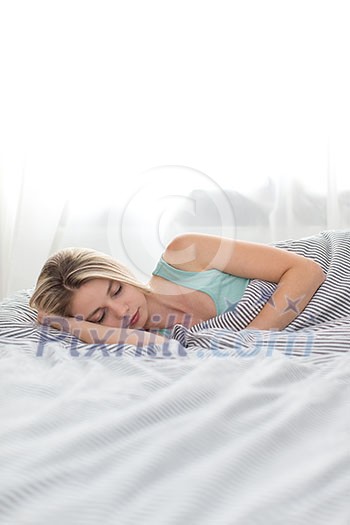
[109,300,129,321]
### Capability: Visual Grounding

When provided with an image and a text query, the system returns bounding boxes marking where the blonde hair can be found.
[29,247,150,316]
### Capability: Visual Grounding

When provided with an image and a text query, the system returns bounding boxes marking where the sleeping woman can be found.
[29,233,326,346]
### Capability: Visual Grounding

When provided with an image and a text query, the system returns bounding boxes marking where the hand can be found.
[131,331,169,346]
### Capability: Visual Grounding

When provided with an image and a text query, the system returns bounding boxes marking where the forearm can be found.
[40,314,168,346]
[73,319,167,346]
[246,259,326,331]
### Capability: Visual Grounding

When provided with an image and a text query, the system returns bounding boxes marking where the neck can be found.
[144,291,194,330]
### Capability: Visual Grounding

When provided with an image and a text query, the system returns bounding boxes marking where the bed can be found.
[1,230,350,525]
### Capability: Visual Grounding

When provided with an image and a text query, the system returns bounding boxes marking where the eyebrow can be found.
[86,280,114,321]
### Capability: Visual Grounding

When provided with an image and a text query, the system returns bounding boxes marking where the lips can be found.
[129,309,140,328]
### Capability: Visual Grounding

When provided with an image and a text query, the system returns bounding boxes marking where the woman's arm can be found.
[38,313,169,346]
[163,233,326,331]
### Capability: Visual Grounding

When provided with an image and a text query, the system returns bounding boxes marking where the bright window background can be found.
[1,0,350,296]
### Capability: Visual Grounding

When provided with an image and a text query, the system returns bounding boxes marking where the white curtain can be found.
[1,0,350,299]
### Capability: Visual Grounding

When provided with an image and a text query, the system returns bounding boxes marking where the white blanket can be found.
[0,338,349,525]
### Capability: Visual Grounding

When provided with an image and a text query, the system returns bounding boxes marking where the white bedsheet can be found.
[0,339,349,525]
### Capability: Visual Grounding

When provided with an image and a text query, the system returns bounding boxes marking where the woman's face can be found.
[69,278,149,329]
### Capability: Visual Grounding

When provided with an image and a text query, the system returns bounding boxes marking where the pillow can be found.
[0,289,38,340]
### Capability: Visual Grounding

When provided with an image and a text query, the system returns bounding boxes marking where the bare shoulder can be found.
[163,232,236,272]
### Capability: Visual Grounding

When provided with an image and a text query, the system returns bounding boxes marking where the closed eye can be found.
[88,282,122,324]
[96,309,106,324]
[113,285,122,297]
[96,285,121,323]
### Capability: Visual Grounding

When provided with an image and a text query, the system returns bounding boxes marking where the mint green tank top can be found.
[152,257,250,316]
